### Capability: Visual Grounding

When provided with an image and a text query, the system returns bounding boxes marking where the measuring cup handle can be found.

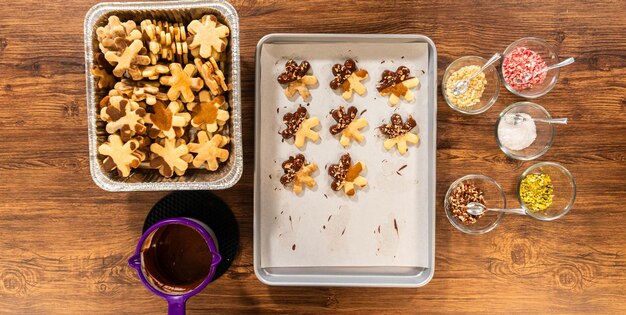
[167,297,187,315]
[212,252,222,266]
[128,254,140,270]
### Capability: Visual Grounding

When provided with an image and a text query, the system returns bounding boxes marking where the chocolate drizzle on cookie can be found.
[329,106,358,135]
[328,153,352,191]
[330,59,361,90]
[280,106,308,139]
[280,154,306,185]
[277,60,311,84]
[379,114,416,139]
[376,66,414,92]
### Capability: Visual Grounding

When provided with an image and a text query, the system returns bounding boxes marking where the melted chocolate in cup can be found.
[141,224,212,294]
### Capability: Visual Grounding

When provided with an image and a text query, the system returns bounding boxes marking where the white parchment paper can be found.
[259,42,431,268]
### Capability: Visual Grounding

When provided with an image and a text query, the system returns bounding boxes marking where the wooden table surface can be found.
[1,0,626,313]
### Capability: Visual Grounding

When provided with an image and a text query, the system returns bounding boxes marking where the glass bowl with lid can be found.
[444,174,506,234]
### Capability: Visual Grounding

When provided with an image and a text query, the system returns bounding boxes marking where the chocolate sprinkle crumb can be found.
[393,219,399,235]
[292,244,296,251]
[397,164,408,175]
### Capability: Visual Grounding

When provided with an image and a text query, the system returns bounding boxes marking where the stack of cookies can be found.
[90,14,232,178]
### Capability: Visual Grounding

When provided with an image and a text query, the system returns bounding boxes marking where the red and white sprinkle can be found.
[502,47,547,90]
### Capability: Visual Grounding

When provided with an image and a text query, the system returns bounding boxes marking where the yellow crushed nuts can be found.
[445,65,487,109]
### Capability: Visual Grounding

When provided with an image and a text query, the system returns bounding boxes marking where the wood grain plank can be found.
[0,0,625,313]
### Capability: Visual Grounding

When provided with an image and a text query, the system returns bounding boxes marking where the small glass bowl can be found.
[518,162,576,221]
[442,56,500,114]
[501,37,560,98]
[444,175,506,234]
[495,102,554,160]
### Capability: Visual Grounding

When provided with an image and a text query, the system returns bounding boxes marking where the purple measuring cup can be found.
[128,218,222,315]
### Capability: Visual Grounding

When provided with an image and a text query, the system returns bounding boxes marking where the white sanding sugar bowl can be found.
[495,102,555,160]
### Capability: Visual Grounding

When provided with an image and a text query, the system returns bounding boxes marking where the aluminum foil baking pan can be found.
[84,0,242,191]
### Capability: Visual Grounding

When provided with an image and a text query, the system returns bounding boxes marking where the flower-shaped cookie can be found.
[330,59,368,100]
[329,105,368,147]
[277,60,318,100]
[187,93,230,133]
[188,131,230,171]
[280,154,318,194]
[159,63,204,103]
[96,15,142,54]
[376,66,420,106]
[379,114,419,154]
[280,106,320,148]
[187,15,229,59]
[98,134,144,177]
[104,39,151,80]
[149,138,193,177]
[144,101,191,139]
[100,96,147,142]
[328,153,367,197]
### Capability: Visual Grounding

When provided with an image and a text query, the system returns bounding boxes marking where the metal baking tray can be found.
[253,34,437,287]
[84,0,242,191]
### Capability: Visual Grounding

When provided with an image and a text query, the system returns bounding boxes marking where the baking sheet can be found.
[258,42,430,268]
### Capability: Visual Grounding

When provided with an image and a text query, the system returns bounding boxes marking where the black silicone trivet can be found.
[142,191,239,282]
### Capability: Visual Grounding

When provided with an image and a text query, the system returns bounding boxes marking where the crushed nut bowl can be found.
[442,56,500,114]
[445,175,506,234]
